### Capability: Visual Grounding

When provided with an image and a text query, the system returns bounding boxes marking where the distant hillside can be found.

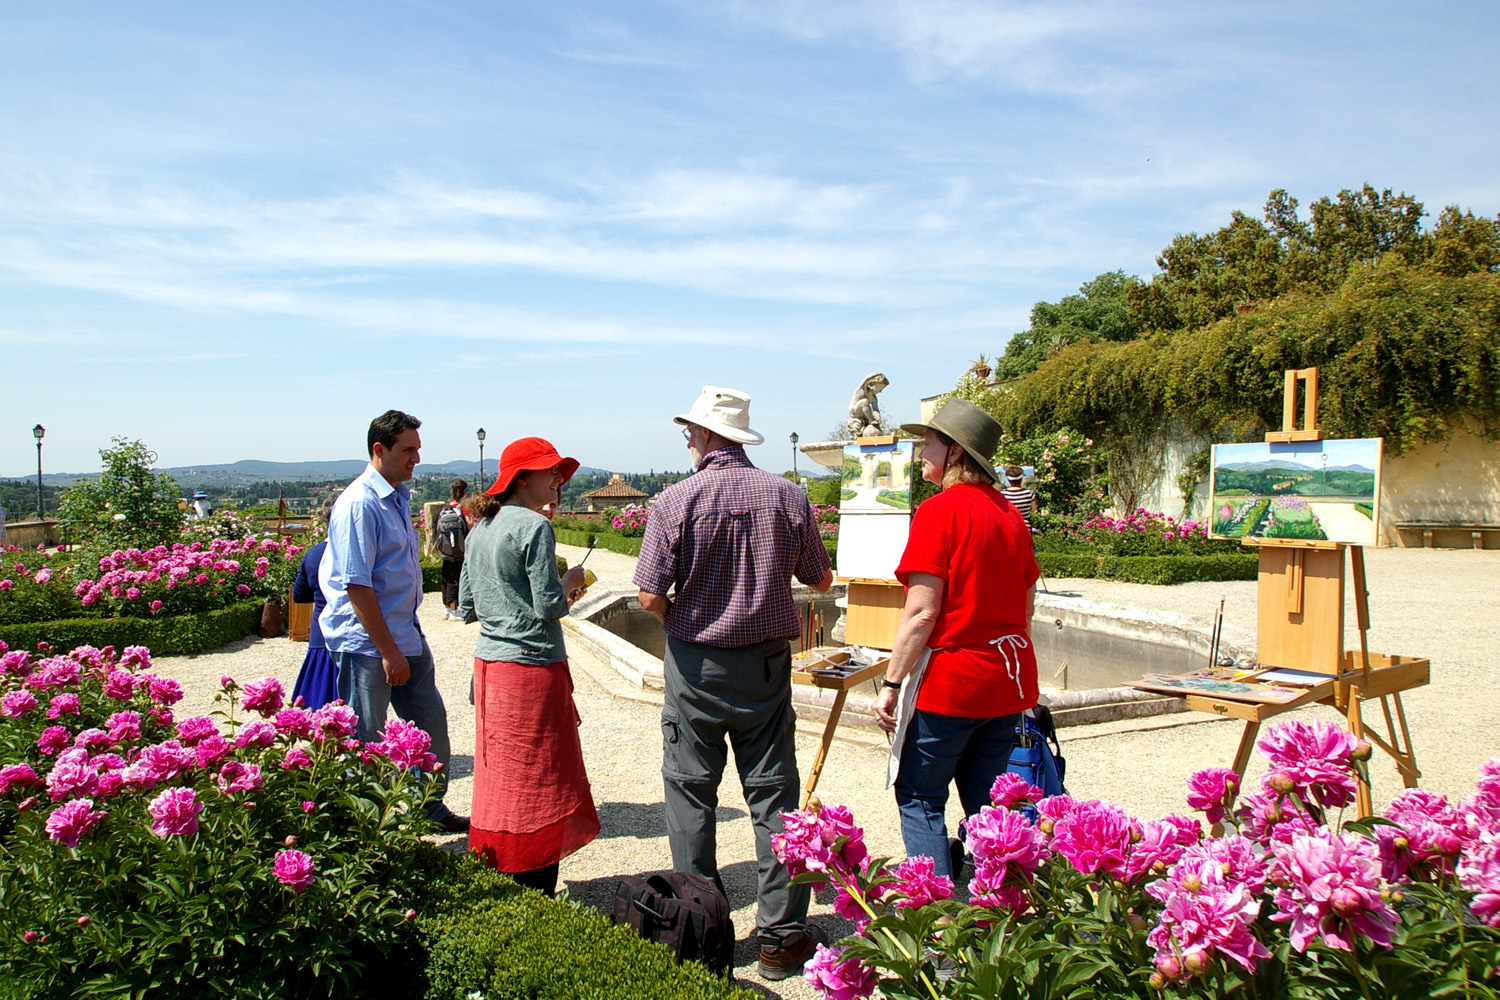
[18,460,610,488]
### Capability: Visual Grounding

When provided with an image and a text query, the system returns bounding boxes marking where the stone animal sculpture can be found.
[847,372,889,438]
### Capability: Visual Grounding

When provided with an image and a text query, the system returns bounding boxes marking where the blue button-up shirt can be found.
[318,465,425,657]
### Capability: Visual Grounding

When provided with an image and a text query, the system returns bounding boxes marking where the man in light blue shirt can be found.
[319,409,467,833]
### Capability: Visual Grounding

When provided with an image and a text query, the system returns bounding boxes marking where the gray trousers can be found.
[661,635,807,941]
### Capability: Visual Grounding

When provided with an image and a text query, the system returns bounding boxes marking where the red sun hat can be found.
[485,437,581,496]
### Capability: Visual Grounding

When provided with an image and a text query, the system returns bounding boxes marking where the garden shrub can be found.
[777,721,1500,1000]
[0,599,263,657]
[416,855,751,1000]
[1036,551,1258,585]
[551,528,643,558]
[0,644,453,999]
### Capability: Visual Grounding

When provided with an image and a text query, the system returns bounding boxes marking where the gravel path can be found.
[153,544,1500,998]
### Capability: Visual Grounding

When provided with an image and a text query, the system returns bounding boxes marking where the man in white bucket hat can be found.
[635,385,834,981]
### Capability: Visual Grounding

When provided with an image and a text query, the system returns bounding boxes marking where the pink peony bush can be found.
[776,721,1500,1000]
[0,639,445,998]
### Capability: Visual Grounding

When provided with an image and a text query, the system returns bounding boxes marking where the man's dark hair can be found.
[367,410,421,457]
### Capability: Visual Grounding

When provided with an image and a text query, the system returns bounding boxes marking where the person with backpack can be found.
[869,398,1041,880]
[436,480,470,622]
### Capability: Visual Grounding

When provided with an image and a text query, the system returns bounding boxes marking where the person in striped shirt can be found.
[1000,465,1035,530]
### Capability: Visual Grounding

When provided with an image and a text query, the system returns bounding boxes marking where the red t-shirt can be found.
[895,483,1041,718]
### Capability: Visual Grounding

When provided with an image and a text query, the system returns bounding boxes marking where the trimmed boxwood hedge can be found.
[552,527,644,557]
[1036,551,1259,585]
[412,849,750,1000]
[0,599,264,656]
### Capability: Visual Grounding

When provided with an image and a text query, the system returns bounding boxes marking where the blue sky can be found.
[3,1,1497,478]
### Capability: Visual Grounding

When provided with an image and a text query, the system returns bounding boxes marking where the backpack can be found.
[612,872,735,978]
[435,505,466,560]
[1007,704,1067,818]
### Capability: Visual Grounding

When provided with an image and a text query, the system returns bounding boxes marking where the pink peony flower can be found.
[1269,830,1398,952]
[37,725,71,756]
[174,715,219,745]
[122,740,195,791]
[234,720,277,749]
[45,747,100,801]
[45,798,106,848]
[147,787,203,838]
[149,600,163,611]
[803,943,878,1000]
[773,804,870,881]
[273,849,316,892]
[281,748,313,770]
[101,670,136,701]
[273,707,314,739]
[302,800,316,814]
[311,702,357,741]
[373,718,438,772]
[0,763,41,794]
[34,567,51,584]
[1458,830,1500,927]
[1256,720,1359,810]
[46,693,80,719]
[105,711,141,744]
[0,689,39,718]
[1034,794,1079,835]
[1175,835,1269,895]
[1050,800,1137,878]
[241,677,285,716]
[1186,768,1241,827]
[1234,784,1319,847]
[1146,856,1269,976]
[966,805,1050,884]
[1124,816,1201,883]
[194,735,232,768]
[889,855,953,909]
[146,675,183,706]
[216,760,263,795]
[990,772,1044,810]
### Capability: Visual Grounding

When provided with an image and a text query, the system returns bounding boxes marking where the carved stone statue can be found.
[847,372,889,438]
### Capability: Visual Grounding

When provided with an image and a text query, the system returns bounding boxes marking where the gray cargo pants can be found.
[661,635,807,942]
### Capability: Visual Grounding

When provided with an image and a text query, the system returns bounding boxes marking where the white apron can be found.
[885,633,1032,789]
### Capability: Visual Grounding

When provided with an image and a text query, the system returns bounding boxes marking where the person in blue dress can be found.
[292,499,338,710]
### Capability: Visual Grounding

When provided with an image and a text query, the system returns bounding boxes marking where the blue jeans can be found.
[332,637,453,816]
[893,709,1023,879]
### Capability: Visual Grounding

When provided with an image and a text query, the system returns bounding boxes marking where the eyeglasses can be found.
[681,427,693,442]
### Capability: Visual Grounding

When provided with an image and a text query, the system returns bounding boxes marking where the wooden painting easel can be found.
[791,650,888,808]
[1187,369,1427,819]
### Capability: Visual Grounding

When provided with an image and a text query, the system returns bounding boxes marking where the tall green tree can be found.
[57,438,184,551]
[995,270,1140,380]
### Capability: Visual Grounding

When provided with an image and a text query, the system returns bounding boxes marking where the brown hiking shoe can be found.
[757,925,829,981]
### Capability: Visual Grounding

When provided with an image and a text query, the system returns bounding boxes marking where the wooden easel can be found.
[792,650,889,808]
[1186,369,1426,819]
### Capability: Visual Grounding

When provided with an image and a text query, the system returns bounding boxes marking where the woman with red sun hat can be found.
[456,437,598,896]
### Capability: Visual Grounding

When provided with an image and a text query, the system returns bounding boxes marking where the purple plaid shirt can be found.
[634,445,831,647]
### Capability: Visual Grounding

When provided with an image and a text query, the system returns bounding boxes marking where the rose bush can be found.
[776,719,1500,1000]
[0,640,444,998]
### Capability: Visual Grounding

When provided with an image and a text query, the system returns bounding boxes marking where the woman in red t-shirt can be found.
[871,398,1039,879]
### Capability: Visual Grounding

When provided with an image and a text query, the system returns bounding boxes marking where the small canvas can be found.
[840,441,917,514]
[835,513,910,581]
[1209,438,1383,546]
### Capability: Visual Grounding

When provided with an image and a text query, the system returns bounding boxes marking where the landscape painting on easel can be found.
[840,441,916,513]
[1209,438,1382,546]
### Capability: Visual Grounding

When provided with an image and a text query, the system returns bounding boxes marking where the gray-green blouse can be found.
[456,504,569,665]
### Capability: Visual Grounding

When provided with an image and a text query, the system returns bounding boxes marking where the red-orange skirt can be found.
[469,658,600,873]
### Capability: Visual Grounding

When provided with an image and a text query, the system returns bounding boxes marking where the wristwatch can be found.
[882,678,902,690]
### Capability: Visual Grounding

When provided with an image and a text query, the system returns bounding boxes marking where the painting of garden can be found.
[1209,439,1382,545]
[839,441,915,513]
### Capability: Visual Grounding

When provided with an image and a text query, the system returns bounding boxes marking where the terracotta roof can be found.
[580,473,647,500]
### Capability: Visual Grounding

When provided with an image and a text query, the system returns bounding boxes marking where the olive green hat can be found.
[900,398,1003,484]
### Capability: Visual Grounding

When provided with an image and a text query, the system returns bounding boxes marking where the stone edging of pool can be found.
[564,588,1256,739]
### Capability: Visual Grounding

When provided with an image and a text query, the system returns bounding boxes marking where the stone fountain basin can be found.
[564,588,1253,734]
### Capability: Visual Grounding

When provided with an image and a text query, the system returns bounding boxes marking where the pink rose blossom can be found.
[273,849,316,892]
[241,677,285,716]
[889,855,953,909]
[803,944,878,1000]
[45,798,106,848]
[147,787,204,838]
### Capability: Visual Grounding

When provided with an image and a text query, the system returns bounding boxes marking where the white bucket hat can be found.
[673,385,764,445]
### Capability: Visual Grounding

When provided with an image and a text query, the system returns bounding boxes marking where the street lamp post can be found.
[476,428,487,482]
[789,431,799,481]
[32,424,45,519]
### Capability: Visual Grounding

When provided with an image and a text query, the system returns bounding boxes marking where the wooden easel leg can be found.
[800,690,848,809]
[1216,721,1262,836]
[1346,696,1373,817]
[1388,694,1421,787]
